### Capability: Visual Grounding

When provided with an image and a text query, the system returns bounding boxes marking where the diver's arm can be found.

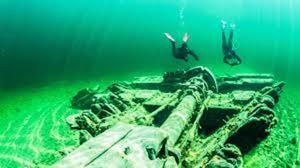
[189,50,199,61]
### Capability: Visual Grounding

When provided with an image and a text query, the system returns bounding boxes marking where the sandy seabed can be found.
[0,76,298,168]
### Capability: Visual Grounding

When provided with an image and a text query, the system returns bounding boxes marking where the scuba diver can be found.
[221,20,242,66]
[165,33,199,62]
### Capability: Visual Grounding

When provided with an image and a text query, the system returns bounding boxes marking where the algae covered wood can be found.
[54,66,284,167]
[53,123,134,168]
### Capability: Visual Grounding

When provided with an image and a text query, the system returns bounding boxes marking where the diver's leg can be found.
[165,32,177,57]
[228,29,234,49]
[222,30,227,51]
[228,23,235,49]
[221,20,227,50]
[221,20,227,49]
[171,41,177,57]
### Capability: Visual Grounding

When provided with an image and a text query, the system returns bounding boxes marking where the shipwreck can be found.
[53,66,284,168]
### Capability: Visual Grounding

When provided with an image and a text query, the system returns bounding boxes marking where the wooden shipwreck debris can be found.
[54,66,284,167]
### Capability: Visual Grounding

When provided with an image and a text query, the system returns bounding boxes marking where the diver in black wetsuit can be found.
[221,20,242,66]
[165,33,199,62]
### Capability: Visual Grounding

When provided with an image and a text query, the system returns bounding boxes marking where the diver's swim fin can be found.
[164,33,175,42]
[182,33,190,43]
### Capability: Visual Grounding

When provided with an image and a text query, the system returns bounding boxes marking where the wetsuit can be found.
[222,29,242,66]
[171,42,199,62]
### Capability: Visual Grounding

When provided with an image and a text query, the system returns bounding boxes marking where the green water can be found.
[0,0,299,87]
[0,0,299,167]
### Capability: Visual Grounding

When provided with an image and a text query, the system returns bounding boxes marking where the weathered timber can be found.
[54,66,284,168]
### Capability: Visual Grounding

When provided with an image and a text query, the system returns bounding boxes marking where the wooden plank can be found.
[53,123,134,168]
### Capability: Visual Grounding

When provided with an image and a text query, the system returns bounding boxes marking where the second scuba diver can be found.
[221,20,242,66]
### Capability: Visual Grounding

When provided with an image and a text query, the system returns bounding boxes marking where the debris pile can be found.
[54,66,284,168]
